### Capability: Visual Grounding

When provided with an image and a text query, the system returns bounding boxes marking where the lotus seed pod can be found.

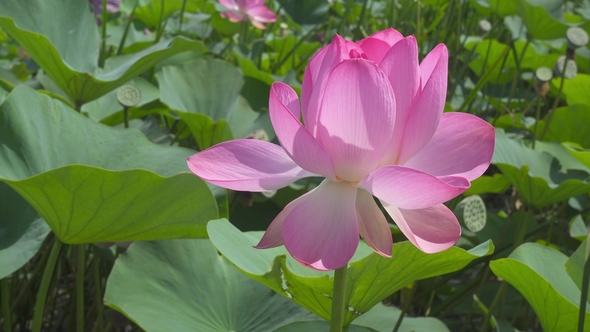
[479,19,492,34]
[534,66,552,96]
[567,27,589,49]
[566,27,588,59]
[455,195,487,233]
[554,55,577,79]
[117,84,141,107]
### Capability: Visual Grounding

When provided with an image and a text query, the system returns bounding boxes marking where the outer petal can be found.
[255,193,303,248]
[221,10,246,22]
[187,139,312,192]
[270,82,336,180]
[246,5,277,23]
[219,0,238,9]
[357,28,404,63]
[397,44,448,165]
[378,36,421,165]
[316,59,396,182]
[282,180,359,270]
[381,203,461,253]
[357,165,468,210]
[356,189,392,257]
[404,112,495,180]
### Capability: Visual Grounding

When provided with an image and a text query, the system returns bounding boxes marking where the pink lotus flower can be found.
[187,29,494,271]
[218,0,277,29]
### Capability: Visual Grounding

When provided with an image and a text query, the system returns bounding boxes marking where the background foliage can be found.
[2,0,590,331]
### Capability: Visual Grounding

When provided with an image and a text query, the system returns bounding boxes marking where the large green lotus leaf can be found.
[536,105,590,148]
[277,0,329,25]
[208,219,493,326]
[517,0,568,40]
[0,182,51,279]
[565,239,590,304]
[0,0,204,104]
[554,75,590,108]
[156,59,273,150]
[490,243,590,332]
[470,0,518,17]
[0,86,217,243]
[564,143,590,169]
[464,174,511,195]
[104,239,315,332]
[493,129,590,208]
[274,302,449,332]
[123,0,201,27]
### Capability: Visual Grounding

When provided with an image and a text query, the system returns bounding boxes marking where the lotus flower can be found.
[88,0,121,15]
[218,0,277,29]
[187,29,495,270]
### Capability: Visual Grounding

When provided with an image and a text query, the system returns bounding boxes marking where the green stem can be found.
[117,0,139,55]
[124,107,130,128]
[32,237,63,332]
[330,266,348,332]
[531,97,542,149]
[540,57,568,140]
[578,251,590,332]
[393,282,418,332]
[99,0,108,67]
[154,0,166,44]
[1,278,11,332]
[479,282,508,332]
[178,0,188,33]
[76,245,86,332]
[93,257,104,332]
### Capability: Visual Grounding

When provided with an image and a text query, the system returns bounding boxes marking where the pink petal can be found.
[381,203,461,253]
[248,0,265,6]
[357,165,468,210]
[304,35,362,136]
[255,193,303,248]
[269,82,336,180]
[221,10,246,22]
[249,19,267,29]
[301,46,328,125]
[282,180,359,270]
[404,112,495,180]
[246,5,277,23]
[356,189,392,257]
[218,0,238,9]
[186,139,312,192]
[378,36,421,165]
[315,59,396,182]
[397,44,449,165]
[357,28,404,63]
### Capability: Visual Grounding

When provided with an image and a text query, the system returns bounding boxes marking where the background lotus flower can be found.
[187,29,495,271]
[88,0,121,15]
[218,0,277,29]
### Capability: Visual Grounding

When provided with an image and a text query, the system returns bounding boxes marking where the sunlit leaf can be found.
[0,86,217,244]
[208,219,493,326]
[490,243,590,332]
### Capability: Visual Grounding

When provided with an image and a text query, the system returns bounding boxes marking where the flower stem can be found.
[76,245,86,332]
[330,266,348,332]
[32,237,62,332]
[1,278,11,332]
[578,249,590,332]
